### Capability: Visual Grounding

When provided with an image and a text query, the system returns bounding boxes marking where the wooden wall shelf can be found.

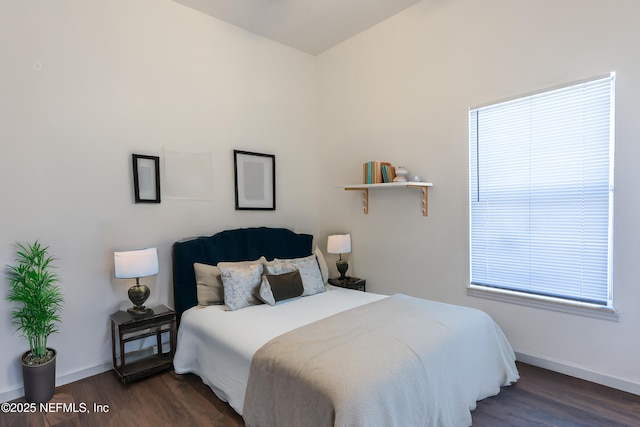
[337,182,433,216]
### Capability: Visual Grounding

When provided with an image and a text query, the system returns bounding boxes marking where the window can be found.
[469,74,615,308]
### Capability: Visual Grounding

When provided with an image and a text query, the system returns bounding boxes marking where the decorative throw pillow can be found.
[193,257,266,306]
[194,263,224,306]
[274,254,325,297]
[219,263,264,311]
[314,248,329,285]
[265,260,298,275]
[257,270,304,306]
[217,257,267,270]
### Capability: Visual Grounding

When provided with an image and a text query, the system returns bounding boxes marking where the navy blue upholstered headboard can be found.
[172,227,313,323]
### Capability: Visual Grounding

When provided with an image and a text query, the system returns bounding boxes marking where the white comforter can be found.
[173,285,519,425]
[173,285,385,414]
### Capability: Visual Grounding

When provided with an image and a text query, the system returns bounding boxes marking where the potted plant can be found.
[6,241,64,403]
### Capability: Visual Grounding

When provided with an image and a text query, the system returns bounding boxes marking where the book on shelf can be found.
[362,161,392,184]
[381,165,396,183]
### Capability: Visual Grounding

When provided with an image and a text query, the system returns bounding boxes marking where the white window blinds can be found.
[469,74,615,306]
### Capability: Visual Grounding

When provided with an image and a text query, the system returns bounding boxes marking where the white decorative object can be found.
[393,166,409,182]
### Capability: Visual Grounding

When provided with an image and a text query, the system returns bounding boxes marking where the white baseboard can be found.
[57,360,113,388]
[0,360,112,403]
[5,351,638,402]
[515,350,640,396]
[0,384,24,404]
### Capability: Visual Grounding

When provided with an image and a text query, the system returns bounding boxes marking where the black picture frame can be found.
[234,150,275,210]
[132,154,161,203]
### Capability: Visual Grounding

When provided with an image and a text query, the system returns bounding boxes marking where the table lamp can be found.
[327,234,351,280]
[114,247,158,316]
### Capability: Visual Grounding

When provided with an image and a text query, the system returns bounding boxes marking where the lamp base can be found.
[336,260,349,280]
[127,305,153,316]
[128,284,152,316]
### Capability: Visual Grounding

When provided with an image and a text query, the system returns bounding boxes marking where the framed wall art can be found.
[132,154,161,203]
[234,150,275,210]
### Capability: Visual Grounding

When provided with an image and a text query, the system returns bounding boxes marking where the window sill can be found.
[467,285,619,321]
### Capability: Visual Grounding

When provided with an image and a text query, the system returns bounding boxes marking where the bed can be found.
[172,227,519,427]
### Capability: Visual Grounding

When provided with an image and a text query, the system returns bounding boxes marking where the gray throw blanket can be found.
[243,294,518,427]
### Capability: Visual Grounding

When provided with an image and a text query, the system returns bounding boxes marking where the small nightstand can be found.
[328,277,366,292]
[110,304,176,384]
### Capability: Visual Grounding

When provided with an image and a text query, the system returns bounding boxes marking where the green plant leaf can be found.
[5,241,64,359]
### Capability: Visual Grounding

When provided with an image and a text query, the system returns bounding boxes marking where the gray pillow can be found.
[273,254,326,297]
[219,263,264,311]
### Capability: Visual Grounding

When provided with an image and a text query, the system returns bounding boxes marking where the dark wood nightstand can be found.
[328,277,366,292]
[110,304,176,384]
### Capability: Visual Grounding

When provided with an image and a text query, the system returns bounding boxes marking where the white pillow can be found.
[219,263,264,311]
[314,248,329,285]
[273,254,325,297]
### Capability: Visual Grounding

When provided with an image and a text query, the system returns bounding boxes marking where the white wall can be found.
[0,0,319,400]
[316,0,640,393]
[3,0,640,402]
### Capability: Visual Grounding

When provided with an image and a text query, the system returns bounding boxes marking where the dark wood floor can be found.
[473,363,640,426]
[2,362,639,426]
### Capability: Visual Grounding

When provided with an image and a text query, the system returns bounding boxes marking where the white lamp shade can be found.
[114,248,159,279]
[327,234,351,254]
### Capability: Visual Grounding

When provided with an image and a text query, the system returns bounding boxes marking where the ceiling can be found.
[173,0,422,55]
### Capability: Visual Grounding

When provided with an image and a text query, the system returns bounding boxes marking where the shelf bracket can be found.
[407,185,429,217]
[345,187,368,214]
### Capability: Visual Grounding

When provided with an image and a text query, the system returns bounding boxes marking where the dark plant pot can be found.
[21,348,56,404]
